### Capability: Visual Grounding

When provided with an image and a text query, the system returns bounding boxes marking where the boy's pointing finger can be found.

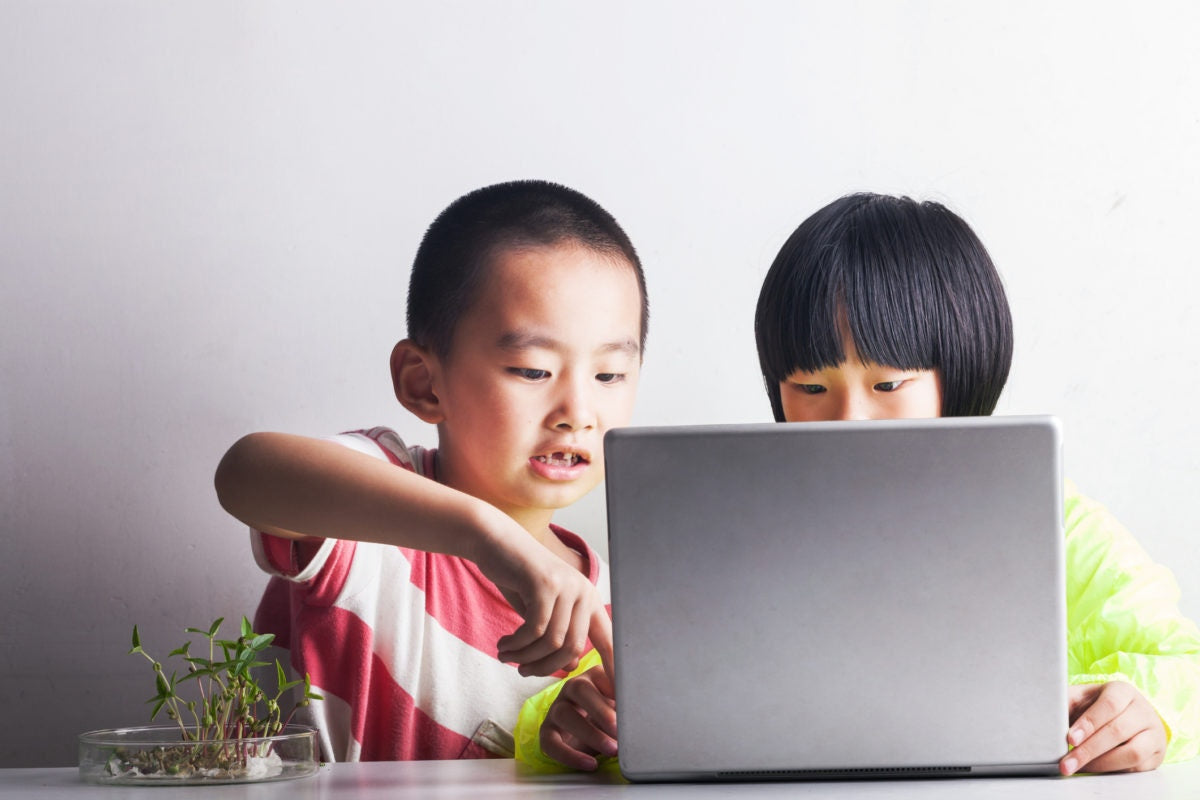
[590,607,616,691]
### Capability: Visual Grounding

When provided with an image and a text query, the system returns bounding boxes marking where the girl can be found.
[515,193,1200,776]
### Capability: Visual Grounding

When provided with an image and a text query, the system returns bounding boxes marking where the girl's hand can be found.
[539,665,618,771]
[1060,681,1167,775]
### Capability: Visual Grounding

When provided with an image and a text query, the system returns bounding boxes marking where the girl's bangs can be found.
[766,261,939,380]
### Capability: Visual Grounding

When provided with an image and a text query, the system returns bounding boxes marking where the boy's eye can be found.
[793,384,826,395]
[508,368,550,381]
[874,380,904,392]
[596,373,625,384]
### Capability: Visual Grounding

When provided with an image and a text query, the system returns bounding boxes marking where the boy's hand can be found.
[474,524,614,677]
[1059,681,1167,775]
[540,665,618,771]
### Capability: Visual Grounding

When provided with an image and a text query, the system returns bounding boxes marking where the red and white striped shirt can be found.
[251,427,610,761]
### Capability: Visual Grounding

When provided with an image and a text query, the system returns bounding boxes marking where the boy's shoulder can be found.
[249,427,434,584]
[330,427,434,477]
[548,524,609,596]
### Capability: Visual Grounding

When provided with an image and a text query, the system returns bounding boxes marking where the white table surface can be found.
[5,758,1200,799]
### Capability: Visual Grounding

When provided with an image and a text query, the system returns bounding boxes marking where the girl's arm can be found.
[515,649,621,772]
[1064,481,1200,766]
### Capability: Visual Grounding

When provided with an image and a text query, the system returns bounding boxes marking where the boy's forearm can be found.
[214,432,506,559]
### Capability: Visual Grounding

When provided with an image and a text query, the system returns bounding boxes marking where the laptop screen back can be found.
[605,416,1066,781]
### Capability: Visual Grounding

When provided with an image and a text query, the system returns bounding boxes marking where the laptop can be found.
[605,415,1067,781]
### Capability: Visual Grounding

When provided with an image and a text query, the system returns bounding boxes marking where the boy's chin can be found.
[528,480,601,511]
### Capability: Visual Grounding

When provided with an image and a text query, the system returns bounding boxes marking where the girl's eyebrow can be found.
[497,330,639,356]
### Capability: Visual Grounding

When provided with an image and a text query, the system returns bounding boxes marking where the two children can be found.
[515,193,1200,776]
[215,180,645,760]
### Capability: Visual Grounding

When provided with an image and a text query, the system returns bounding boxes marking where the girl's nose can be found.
[835,389,874,421]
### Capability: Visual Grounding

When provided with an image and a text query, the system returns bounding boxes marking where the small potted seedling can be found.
[78,617,322,785]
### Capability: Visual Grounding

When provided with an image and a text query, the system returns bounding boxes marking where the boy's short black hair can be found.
[754,193,1013,421]
[407,179,647,357]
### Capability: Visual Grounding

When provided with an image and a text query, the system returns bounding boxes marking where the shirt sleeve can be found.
[249,428,421,583]
[1065,482,1200,763]
[514,648,623,773]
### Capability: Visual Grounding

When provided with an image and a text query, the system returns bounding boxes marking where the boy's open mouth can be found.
[533,451,588,467]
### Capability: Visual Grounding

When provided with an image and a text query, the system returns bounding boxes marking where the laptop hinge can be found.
[714,765,972,780]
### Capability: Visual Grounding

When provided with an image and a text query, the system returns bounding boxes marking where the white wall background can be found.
[2,1,1198,767]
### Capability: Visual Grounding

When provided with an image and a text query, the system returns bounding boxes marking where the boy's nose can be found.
[551,380,596,431]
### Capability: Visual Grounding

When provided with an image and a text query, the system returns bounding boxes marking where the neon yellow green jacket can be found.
[515,481,1200,770]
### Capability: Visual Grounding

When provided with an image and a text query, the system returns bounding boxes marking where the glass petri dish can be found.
[78,724,319,785]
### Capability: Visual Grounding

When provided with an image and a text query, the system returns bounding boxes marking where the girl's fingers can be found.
[1060,683,1165,775]
[1065,683,1101,725]
[540,727,599,772]
[1071,730,1164,775]
[547,690,618,757]
[1062,716,1133,775]
[561,671,618,738]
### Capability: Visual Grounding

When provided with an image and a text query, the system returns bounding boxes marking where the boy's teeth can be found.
[536,452,580,466]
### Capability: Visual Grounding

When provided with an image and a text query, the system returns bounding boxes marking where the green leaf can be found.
[240,616,253,638]
[131,625,141,650]
[168,641,191,658]
[149,697,167,721]
[208,617,225,638]
[248,633,274,651]
[276,660,287,687]
[184,627,210,636]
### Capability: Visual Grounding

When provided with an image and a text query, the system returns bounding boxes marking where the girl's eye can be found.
[874,380,904,392]
[508,368,550,380]
[596,373,625,384]
[794,384,826,395]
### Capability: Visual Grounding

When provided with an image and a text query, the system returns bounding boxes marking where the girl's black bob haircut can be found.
[754,193,1013,421]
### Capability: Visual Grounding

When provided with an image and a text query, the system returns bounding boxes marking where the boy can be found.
[214,180,647,761]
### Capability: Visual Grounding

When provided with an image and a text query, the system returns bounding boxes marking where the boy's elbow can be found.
[214,433,269,518]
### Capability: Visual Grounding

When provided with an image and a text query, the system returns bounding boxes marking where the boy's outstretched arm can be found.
[215,431,608,676]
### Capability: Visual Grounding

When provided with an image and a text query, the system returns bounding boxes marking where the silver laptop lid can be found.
[606,416,1066,781]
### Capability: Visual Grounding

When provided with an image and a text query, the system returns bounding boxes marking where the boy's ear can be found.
[390,339,445,424]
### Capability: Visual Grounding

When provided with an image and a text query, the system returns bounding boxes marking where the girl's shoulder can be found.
[1063,478,1172,591]
[1063,478,1122,544]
